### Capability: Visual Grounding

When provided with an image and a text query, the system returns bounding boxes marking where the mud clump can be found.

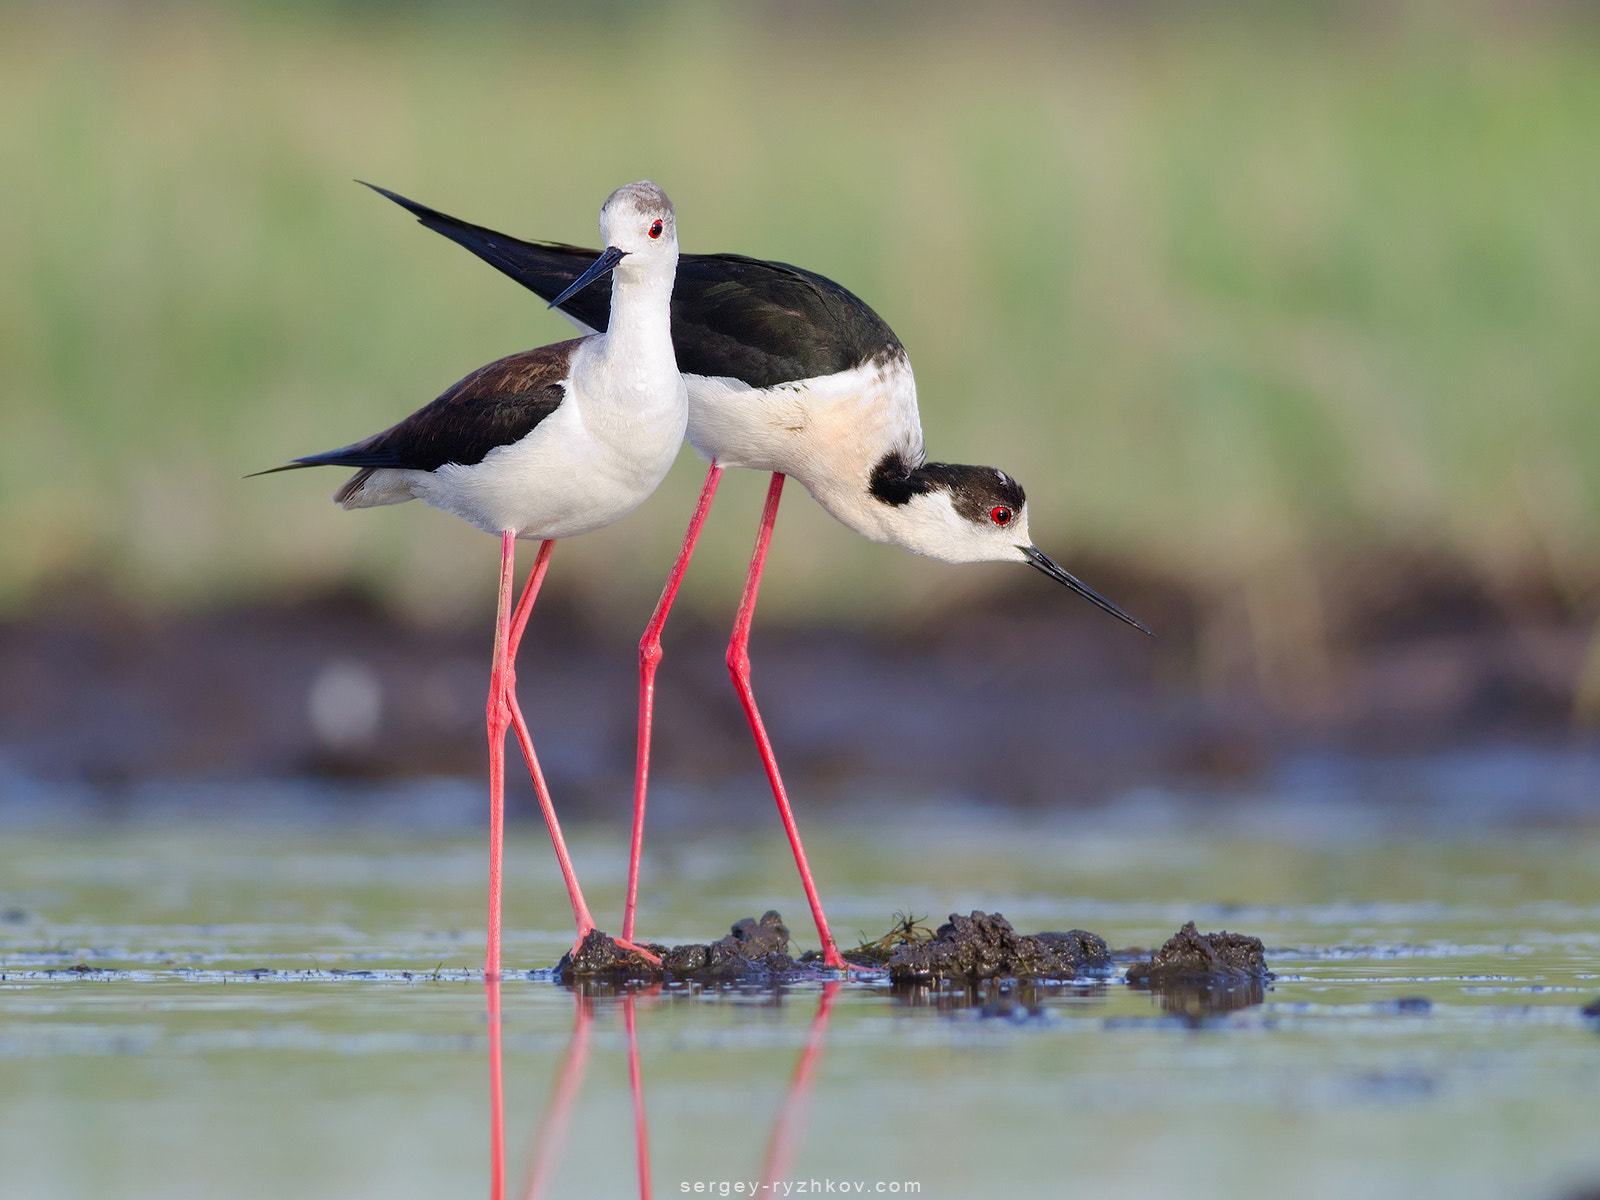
[884,911,1111,985]
[555,929,663,982]
[556,911,802,984]
[1124,922,1272,986]
[655,911,798,979]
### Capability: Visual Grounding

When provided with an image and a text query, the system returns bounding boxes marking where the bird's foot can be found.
[568,929,662,970]
[820,947,852,973]
[610,936,662,968]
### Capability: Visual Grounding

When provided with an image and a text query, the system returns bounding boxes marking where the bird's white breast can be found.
[409,335,687,540]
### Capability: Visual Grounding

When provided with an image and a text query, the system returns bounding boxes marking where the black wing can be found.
[365,184,904,389]
[670,254,903,385]
[362,183,613,337]
[260,342,575,475]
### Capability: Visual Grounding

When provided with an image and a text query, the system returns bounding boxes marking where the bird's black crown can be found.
[868,451,1026,523]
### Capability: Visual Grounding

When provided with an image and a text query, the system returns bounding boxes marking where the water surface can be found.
[3,815,1598,1199]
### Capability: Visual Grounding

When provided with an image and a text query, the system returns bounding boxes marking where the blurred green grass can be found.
[3,2,1598,637]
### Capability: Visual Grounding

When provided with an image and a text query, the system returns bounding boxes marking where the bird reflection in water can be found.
[516,984,600,1200]
[486,981,842,1199]
[760,981,840,1187]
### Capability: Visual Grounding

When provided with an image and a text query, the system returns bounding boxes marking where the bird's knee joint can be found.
[486,695,510,729]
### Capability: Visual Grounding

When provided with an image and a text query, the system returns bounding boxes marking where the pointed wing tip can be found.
[246,456,337,479]
[359,180,425,215]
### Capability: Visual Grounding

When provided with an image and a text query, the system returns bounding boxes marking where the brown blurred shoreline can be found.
[3,551,1594,825]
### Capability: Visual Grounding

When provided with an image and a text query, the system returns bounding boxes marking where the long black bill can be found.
[549,245,628,308]
[1020,545,1154,636]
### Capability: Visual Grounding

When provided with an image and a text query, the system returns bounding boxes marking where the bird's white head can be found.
[867,453,1152,634]
[598,180,678,260]
[549,181,678,309]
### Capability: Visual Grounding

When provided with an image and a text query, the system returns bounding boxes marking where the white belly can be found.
[684,353,924,537]
[404,378,688,540]
[548,295,924,494]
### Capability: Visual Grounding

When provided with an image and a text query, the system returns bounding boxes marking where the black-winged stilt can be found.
[366,185,1151,971]
[256,182,687,980]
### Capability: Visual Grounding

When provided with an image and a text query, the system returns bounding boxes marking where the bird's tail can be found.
[248,454,414,510]
[332,466,416,509]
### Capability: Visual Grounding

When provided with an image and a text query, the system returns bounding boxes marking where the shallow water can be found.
[3,815,1599,1200]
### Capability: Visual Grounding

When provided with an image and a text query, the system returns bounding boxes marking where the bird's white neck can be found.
[564,251,686,478]
[597,257,677,371]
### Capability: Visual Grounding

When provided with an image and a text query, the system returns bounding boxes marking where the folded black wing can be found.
[272,342,575,474]
[363,182,611,335]
[669,254,902,386]
[367,184,904,389]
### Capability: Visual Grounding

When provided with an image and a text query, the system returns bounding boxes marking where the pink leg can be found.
[760,980,840,1188]
[485,532,519,983]
[502,539,660,966]
[519,994,594,1200]
[624,461,724,943]
[624,994,653,1200]
[727,474,846,969]
[486,978,506,1200]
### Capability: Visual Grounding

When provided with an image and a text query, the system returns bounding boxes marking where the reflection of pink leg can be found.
[625,461,723,944]
[520,994,595,1200]
[727,474,845,969]
[502,540,659,966]
[624,994,653,1200]
[487,979,506,1200]
[761,981,841,1187]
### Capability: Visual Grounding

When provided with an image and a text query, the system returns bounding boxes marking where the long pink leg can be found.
[760,980,841,1188]
[624,461,724,943]
[486,978,506,1200]
[502,539,659,966]
[485,532,519,983]
[727,473,846,969]
[624,993,653,1200]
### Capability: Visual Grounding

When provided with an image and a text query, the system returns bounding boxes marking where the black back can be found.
[284,342,574,473]
[365,184,904,389]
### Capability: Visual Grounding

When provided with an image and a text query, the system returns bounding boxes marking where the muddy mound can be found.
[556,911,807,984]
[655,910,799,978]
[553,909,1114,985]
[883,911,1112,985]
[553,929,661,982]
[1124,922,1272,985]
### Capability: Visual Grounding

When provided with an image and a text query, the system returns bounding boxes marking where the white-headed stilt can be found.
[255,182,688,981]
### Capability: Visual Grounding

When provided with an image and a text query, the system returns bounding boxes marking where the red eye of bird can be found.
[991,506,1013,526]
[649,219,663,239]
